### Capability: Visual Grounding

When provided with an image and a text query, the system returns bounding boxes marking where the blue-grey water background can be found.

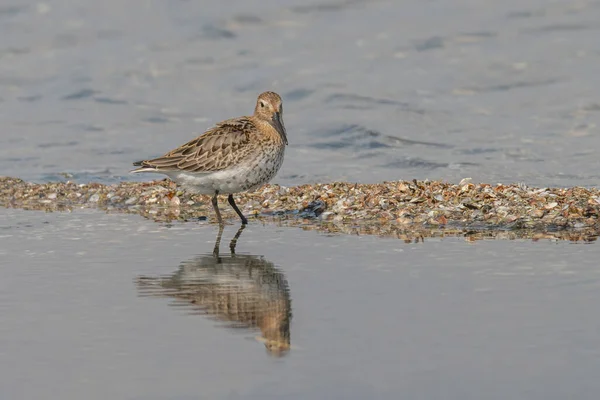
[2,0,600,399]
[2,0,600,187]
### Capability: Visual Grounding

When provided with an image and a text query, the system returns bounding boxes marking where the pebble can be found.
[0,177,599,243]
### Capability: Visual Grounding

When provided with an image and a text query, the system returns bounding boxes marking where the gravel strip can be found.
[1,177,599,242]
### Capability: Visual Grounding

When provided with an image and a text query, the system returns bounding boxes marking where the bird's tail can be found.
[130,160,158,174]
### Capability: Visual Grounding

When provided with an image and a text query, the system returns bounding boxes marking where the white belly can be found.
[165,149,284,195]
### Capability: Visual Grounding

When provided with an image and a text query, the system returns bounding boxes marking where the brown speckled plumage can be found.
[131,91,287,225]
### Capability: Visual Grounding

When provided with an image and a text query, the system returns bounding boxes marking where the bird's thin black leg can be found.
[228,194,248,225]
[212,191,223,225]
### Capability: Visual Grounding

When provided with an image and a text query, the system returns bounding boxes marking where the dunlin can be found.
[131,91,287,225]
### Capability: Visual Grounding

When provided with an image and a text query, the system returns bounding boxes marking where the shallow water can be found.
[1,209,600,399]
[2,0,600,187]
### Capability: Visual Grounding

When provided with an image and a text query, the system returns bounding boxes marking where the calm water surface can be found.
[1,209,600,399]
[1,0,600,186]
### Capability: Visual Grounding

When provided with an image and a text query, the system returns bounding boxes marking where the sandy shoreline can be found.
[1,176,599,242]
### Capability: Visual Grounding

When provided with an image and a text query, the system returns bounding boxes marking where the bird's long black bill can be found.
[271,112,288,145]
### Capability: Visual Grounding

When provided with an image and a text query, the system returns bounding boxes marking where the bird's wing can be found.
[133,117,256,173]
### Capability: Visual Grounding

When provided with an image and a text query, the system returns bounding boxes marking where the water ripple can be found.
[313,124,452,151]
[62,89,98,101]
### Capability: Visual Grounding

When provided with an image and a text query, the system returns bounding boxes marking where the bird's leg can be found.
[228,194,248,225]
[211,191,223,225]
[212,223,225,258]
[229,224,246,255]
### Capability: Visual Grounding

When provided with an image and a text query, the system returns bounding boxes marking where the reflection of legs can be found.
[212,224,225,258]
[228,194,248,225]
[229,224,246,255]
[212,191,223,225]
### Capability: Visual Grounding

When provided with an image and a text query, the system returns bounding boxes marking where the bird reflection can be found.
[136,225,292,356]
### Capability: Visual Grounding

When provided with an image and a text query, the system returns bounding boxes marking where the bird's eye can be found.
[260,101,265,108]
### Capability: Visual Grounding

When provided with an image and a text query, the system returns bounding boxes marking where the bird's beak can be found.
[271,112,288,145]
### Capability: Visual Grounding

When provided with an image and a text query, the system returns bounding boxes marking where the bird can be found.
[131,91,288,225]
